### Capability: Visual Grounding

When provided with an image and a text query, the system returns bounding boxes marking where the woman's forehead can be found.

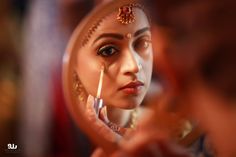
[94,8,149,35]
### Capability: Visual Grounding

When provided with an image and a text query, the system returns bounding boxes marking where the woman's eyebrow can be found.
[93,33,124,44]
[92,27,150,44]
[134,27,150,37]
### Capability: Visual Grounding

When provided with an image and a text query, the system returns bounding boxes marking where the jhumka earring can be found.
[73,71,86,103]
[117,4,135,24]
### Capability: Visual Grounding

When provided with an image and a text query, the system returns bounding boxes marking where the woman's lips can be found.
[119,81,144,95]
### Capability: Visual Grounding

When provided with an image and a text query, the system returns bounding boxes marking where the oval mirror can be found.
[62,0,197,155]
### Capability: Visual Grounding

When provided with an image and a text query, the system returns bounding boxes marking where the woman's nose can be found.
[121,49,140,75]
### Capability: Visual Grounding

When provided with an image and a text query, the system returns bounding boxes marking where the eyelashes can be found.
[96,35,151,58]
[97,44,119,57]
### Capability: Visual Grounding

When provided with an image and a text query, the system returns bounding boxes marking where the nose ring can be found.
[138,63,142,70]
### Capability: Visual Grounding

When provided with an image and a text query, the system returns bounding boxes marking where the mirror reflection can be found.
[63,0,193,151]
[68,0,152,139]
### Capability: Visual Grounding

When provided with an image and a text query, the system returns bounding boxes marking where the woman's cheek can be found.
[77,56,101,96]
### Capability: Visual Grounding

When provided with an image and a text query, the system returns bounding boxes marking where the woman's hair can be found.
[81,3,147,47]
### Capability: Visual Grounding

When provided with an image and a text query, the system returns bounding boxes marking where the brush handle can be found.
[94,98,104,116]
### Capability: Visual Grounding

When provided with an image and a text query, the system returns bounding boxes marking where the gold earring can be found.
[73,72,86,103]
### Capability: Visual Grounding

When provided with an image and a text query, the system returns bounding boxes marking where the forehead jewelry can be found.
[117,4,135,24]
[82,3,144,47]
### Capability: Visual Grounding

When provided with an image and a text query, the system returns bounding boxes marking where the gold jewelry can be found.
[107,121,121,134]
[82,3,145,47]
[117,4,135,24]
[73,71,87,103]
[82,18,104,47]
[130,108,138,129]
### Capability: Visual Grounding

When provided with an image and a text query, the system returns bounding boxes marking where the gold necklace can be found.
[130,108,138,129]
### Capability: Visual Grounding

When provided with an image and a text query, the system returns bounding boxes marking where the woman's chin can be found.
[111,99,141,109]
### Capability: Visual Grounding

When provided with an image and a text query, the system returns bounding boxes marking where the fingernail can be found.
[101,106,107,116]
[87,95,94,104]
[104,106,107,115]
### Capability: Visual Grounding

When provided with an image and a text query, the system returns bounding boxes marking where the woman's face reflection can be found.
[76,8,153,109]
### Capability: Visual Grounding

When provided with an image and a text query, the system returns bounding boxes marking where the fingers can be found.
[117,129,192,157]
[87,95,108,123]
[91,148,107,157]
[86,95,96,113]
[86,95,97,121]
[99,106,109,123]
[85,95,120,142]
[110,151,130,157]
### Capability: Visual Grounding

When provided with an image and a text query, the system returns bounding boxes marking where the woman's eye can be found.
[97,45,119,57]
[133,37,151,52]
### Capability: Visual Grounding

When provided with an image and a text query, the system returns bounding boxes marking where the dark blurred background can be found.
[0,0,99,156]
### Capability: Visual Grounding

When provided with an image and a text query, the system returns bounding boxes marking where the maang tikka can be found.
[82,3,145,46]
[117,4,135,24]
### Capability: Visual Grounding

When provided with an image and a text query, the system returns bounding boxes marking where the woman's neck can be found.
[106,106,133,127]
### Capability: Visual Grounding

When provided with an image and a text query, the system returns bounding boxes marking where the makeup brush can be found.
[96,65,104,98]
[94,65,105,116]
